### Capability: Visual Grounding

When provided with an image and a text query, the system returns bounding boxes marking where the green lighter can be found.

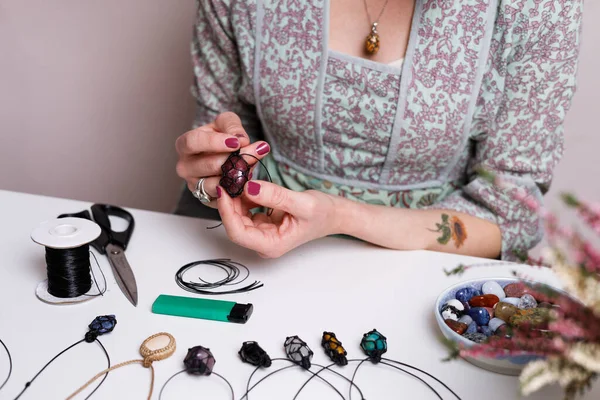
[151,294,253,324]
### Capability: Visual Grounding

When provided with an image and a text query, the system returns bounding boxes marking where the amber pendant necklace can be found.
[363,0,390,55]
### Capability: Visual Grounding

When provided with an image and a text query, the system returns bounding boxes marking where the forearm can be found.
[334,196,502,259]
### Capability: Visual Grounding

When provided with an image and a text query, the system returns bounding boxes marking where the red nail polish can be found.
[256,142,270,156]
[216,186,222,198]
[248,171,253,180]
[225,138,239,148]
[247,181,260,196]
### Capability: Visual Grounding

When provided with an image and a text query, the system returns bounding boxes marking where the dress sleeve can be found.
[191,0,262,140]
[428,0,583,260]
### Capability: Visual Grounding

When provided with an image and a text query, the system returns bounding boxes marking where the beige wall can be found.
[0,0,196,212]
[0,1,598,217]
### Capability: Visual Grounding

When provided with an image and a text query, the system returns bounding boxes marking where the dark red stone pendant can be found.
[220,151,250,198]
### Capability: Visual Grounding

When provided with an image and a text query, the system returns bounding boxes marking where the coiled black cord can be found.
[175,259,263,295]
[44,245,105,298]
[45,245,92,298]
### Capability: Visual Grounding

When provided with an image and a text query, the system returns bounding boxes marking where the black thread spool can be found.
[31,217,103,304]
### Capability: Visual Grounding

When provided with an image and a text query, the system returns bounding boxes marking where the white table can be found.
[0,189,597,400]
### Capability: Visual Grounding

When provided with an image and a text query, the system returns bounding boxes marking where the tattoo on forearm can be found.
[428,214,468,248]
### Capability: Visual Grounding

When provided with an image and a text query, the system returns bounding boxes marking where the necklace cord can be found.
[0,339,12,392]
[158,369,234,400]
[65,359,155,400]
[293,361,365,400]
[363,0,390,25]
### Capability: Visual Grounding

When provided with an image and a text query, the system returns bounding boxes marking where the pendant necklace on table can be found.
[363,0,390,55]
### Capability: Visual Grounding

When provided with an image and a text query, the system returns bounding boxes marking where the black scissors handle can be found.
[91,204,135,250]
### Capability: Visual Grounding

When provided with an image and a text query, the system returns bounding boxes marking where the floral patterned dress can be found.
[182,0,583,260]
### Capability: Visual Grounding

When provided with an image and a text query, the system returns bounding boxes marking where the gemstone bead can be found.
[466,321,478,334]
[495,325,513,339]
[239,341,271,368]
[509,308,550,328]
[463,332,487,343]
[458,315,473,325]
[184,346,215,375]
[360,329,387,363]
[478,326,493,337]
[88,315,117,335]
[468,307,491,326]
[455,287,481,303]
[488,318,506,332]
[445,319,468,334]
[445,299,465,312]
[518,294,538,309]
[484,307,495,319]
[494,302,519,322]
[502,297,521,307]
[285,335,314,369]
[469,294,500,308]
[365,32,380,54]
[441,304,462,321]
[481,281,506,299]
[503,282,532,298]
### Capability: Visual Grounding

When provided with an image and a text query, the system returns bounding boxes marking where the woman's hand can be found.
[175,112,270,208]
[216,180,341,258]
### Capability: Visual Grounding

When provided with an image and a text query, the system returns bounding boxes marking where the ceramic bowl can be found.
[435,277,544,376]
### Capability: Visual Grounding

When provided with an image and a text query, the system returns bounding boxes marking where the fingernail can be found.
[225,138,239,148]
[256,142,270,156]
[247,181,261,196]
[216,186,222,198]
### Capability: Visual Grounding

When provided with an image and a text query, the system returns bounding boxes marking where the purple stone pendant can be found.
[220,151,250,198]
[184,346,216,375]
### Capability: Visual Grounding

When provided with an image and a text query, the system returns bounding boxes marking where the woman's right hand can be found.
[175,112,271,208]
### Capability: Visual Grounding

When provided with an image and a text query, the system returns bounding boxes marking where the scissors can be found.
[58,204,138,306]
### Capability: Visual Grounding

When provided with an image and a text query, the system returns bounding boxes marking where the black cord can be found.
[175,259,263,295]
[242,358,345,400]
[13,339,110,400]
[159,369,234,400]
[381,358,461,400]
[348,357,461,400]
[83,251,107,298]
[293,361,366,400]
[379,361,442,400]
[45,246,92,298]
[0,338,12,392]
[44,246,106,299]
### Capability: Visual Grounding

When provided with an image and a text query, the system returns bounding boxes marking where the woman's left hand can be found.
[215,181,341,258]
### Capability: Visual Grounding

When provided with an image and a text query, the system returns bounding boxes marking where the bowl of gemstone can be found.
[435,277,556,376]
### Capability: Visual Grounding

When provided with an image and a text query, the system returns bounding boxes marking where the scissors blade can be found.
[105,243,138,306]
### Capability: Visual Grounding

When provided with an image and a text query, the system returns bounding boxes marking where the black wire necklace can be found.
[317,329,462,400]
[14,315,116,400]
[238,337,366,400]
[159,345,234,399]
[0,338,12,392]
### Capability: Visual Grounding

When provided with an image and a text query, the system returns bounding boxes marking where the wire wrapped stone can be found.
[360,329,387,363]
[284,336,313,370]
[183,346,215,375]
[85,315,117,343]
[239,341,272,368]
[220,151,250,198]
[321,332,348,366]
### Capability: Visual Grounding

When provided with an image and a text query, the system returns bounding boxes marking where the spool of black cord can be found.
[31,217,104,304]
